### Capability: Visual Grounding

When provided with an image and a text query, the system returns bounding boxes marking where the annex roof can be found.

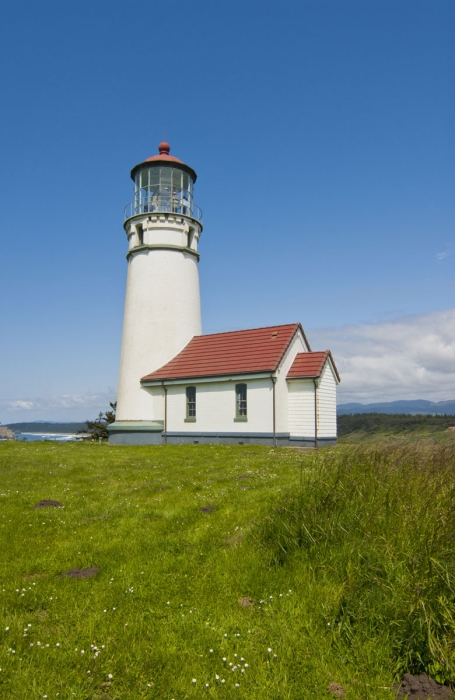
[141,323,309,383]
[287,351,340,382]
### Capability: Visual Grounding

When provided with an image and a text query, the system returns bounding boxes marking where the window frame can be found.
[185,386,197,422]
[234,383,248,422]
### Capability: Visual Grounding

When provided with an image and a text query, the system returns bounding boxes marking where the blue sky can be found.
[1,0,454,422]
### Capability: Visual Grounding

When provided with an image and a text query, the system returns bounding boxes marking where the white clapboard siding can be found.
[166,378,273,433]
[288,380,315,437]
[317,362,337,437]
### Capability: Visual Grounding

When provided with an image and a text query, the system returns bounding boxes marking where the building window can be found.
[235,383,247,421]
[186,386,196,420]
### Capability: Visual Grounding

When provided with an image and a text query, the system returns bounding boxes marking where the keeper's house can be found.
[108,143,340,446]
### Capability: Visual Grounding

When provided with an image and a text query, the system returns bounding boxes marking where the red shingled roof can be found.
[287,351,340,382]
[141,323,308,382]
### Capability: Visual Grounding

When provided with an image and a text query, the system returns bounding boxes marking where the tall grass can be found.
[256,442,455,685]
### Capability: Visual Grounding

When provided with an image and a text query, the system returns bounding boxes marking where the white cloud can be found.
[6,401,36,411]
[0,392,116,423]
[436,249,455,261]
[310,308,455,404]
[3,310,455,419]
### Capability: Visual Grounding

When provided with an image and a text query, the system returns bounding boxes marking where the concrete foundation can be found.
[108,424,336,447]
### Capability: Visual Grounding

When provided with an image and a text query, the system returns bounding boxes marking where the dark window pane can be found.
[186,386,196,418]
[172,169,182,191]
[140,170,149,189]
[149,168,160,187]
[235,384,247,416]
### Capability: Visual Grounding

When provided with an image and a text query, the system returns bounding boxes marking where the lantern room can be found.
[124,142,202,221]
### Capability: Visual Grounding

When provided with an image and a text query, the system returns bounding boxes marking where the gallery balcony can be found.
[124,194,203,222]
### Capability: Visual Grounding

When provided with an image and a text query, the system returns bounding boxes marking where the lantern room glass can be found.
[133,165,194,217]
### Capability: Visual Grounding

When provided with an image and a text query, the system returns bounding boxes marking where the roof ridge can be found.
[193,322,299,340]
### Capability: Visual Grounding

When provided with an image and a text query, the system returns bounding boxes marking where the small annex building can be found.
[108,142,340,447]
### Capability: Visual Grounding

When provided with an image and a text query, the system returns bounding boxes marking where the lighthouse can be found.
[112,142,203,438]
[109,142,340,447]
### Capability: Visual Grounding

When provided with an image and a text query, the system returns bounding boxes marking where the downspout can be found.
[271,375,277,447]
[313,378,318,449]
[162,382,168,445]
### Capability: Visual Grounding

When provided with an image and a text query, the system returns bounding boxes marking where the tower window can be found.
[235,383,247,419]
[136,224,144,246]
[186,386,196,419]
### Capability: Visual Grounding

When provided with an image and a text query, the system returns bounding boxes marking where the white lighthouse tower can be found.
[109,142,203,443]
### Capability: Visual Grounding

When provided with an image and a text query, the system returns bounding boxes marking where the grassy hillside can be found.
[338,412,455,442]
[0,441,454,698]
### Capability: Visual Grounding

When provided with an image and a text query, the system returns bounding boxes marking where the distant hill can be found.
[338,412,455,437]
[337,400,455,415]
[4,422,86,433]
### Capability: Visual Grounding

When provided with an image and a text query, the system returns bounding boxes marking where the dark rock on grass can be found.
[200,505,217,513]
[34,499,63,508]
[329,682,345,698]
[62,567,100,579]
[397,674,453,699]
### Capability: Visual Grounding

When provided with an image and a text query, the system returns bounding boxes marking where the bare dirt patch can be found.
[238,596,254,607]
[200,505,217,513]
[396,674,453,699]
[62,567,100,579]
[34,499,63,508]
[329,682,345,698]
[24,572,47,580]
[226,534,244,546]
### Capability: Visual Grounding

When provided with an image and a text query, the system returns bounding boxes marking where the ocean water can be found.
[14,433,80,442]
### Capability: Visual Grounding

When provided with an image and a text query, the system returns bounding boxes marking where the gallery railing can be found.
[124,195,202,221]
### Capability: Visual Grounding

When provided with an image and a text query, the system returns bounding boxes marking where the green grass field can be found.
[1,439,454,699]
